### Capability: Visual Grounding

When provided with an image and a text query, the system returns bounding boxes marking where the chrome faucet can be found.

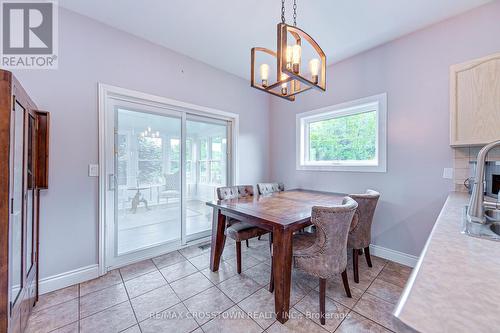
[467,140,500,223]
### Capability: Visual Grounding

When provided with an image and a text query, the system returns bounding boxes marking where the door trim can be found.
[98,83,239,275]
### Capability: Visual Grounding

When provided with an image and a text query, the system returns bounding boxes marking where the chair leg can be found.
[364,246,372,267]
[246,239,249,248]
[268,233,274,292]
[236,241,242,274]
[319,278,326,325]
[269,258,274,293]
[353,249,359,283]
[341,270,352,298]
[359,248,363,255]
[258,235,261,240]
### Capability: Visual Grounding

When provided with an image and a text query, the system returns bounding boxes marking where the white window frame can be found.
[296,93,387,173]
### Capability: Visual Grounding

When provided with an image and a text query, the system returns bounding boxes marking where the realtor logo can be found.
[1,0,58,69]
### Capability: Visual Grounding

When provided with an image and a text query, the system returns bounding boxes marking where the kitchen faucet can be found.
[467,140,500,223]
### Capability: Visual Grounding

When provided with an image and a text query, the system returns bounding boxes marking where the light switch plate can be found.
[443,168,453,179]
[88,164,99,177]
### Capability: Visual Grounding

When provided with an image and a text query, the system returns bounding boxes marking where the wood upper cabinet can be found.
[450,52,500,147]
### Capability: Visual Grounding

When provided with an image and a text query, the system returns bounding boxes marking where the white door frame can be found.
[98,83,239,275]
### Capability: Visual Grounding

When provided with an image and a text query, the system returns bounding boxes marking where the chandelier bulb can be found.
[292,44,301,73]
[309,58,320,84]
[260,63,269,87]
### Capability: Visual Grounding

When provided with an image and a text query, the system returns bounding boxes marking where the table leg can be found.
[273,227,293,323]
[210,208,226,272]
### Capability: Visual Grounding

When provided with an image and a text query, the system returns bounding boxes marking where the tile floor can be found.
[27,236,413,333]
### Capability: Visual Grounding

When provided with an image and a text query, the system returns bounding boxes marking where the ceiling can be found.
[59,0,492,79]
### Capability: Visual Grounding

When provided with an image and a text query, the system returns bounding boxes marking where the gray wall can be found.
[269,1,500,257]
[13,8,271,279]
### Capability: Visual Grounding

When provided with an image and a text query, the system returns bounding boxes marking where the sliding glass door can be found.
[115,108,182,255]
[185,116,229,241]
[104,95,232,269]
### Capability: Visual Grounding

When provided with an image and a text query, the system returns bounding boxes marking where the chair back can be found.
[216,185,254,200]
[257,182,284,195]
[297,197,358,277]
[348,190,380,249]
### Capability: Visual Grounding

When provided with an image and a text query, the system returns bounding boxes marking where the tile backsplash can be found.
[453,147,500,192]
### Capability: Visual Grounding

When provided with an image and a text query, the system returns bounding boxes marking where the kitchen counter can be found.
[393,192,500,332]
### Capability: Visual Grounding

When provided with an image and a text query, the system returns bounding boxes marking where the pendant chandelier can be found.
[251,0,326,101]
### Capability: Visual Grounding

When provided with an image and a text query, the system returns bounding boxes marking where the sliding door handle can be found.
[108,174,116,191]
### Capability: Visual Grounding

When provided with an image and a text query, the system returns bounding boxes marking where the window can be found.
[137,136,163,185]
[296,93,387,172]
[198,136,227,185]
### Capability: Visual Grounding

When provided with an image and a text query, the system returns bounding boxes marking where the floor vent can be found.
[198,242,211,250]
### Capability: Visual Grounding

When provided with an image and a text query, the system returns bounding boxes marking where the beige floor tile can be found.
[290,275,315,306]
[378,262,412,288]
[80,269,122,296]
[188,252,212,270]
[294,290,349,332]
[317,276,364,309]
[200,260,238,284]
[124,270,167,298]
[121,324,141,333]
[217,274,262,303]
[353,293,399,331]
[160,260,198,283]
[238,287,276,329]
[170,272,214,300]
[26,299,78,333]
[266,308,327,333]
[50,321,79,333]
[366,278,404,304]
[140,303,199,333]
[335,311,392,333]
[243,262,272,286]
[345,265,378,291]
[292,270,320,290]
[80,283,129,318]
[184,286,235,325]
[179,243,210,258]
[152,250,186,269]
[80,301,137,333]
[130,285,181,321]
[119,259,157,281]
[201,305,263,333]
[34,285,79,312]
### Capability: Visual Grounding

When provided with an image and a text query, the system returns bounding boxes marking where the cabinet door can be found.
[25,113,36,276]
[9,100,25,309]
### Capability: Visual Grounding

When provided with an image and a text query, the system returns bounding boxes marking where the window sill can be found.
[297,164,387,173]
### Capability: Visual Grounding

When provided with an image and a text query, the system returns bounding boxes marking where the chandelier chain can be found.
[293,0,297,26]
[281,0,286,23]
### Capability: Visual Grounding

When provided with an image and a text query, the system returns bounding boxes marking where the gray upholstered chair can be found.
[347,190,380,283]
[216,185,269,274]
[292,197,358,325]
[257,182,284,195]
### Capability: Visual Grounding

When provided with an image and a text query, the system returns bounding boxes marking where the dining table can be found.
[206,189,345,324]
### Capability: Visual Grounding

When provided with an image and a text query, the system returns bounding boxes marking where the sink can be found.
[485,209,500,222]
[491,223,500,236]
[462,206,500,241]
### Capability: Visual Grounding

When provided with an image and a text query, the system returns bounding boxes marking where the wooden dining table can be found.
[206,189,345,323]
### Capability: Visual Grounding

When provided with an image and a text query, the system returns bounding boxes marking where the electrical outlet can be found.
[443,168,453,179]
[88,164,99,177]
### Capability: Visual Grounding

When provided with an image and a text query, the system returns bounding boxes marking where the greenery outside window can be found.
[296,93,387,172]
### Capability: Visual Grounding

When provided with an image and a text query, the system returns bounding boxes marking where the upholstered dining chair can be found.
[257,182,285,195]
[292,197,358,325]
[347,190,380,283]
[216,185,269,274]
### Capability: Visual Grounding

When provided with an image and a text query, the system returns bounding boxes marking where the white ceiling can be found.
[59,0,492,79]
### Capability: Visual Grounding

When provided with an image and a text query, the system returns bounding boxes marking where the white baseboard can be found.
[369,244,418,268]
[39,264,99,295]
